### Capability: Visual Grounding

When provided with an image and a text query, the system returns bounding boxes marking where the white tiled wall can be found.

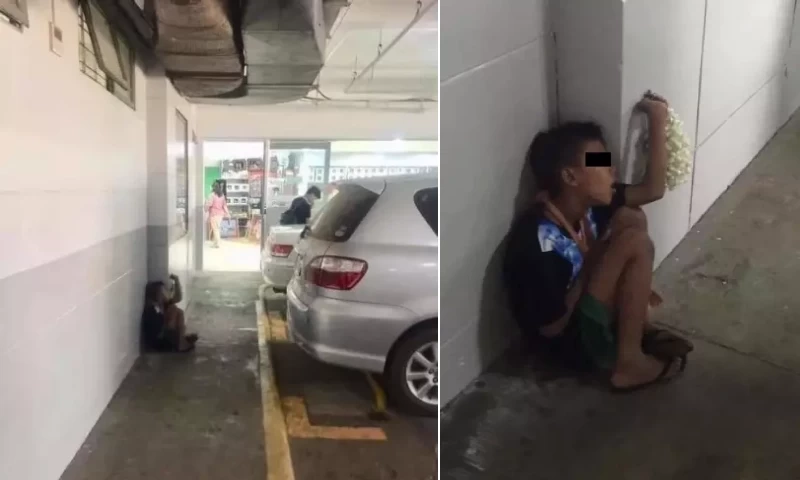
[553,0,624,154]
[689,0,797,226]
[439,0,554,406]
[695,0,794,144]
[0,1,149,478]
[620,0,706,266]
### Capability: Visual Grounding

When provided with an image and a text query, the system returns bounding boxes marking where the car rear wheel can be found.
[386,326,437,417]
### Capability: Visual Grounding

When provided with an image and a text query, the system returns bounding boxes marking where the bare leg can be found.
[165,305,191,350]
[210,217,222,247]
[603,207,657,331]
[586,224,680,388]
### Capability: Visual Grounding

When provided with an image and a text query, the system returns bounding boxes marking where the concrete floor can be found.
[61,272,266,480]
[59,273,436,480]
[441,112,800,480]
[203,239,261,272]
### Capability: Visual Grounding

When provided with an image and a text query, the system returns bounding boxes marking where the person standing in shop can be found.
[206,180,230,248]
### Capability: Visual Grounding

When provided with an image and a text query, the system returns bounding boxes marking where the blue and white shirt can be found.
[503,184,628,335]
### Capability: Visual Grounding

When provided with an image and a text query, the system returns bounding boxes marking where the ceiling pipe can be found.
[343,0,437,94]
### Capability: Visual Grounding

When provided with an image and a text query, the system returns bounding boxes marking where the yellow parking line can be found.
[364,373,388,415]
[282,397,388,441]
[259,285,388,443]
[255,291,296,480]
[268,314,288,342]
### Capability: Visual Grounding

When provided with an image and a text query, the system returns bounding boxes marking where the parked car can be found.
[261,225,303,292]
[261,200,328,291]
[286,173,438,416]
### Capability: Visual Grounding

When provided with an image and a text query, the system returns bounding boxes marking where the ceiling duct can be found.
[154,0,244,97]
[190,0,347,104]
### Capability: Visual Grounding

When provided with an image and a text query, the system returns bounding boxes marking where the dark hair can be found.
[145,281,165,304]
[526,121,607,196]
[306,186,322,199]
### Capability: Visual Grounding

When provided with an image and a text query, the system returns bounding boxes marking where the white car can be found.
[260,225,304,292]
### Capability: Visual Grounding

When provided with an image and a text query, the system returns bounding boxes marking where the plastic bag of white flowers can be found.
[662,107,693,190]
[625,103,693,191]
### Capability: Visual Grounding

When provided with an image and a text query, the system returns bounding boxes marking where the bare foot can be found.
[610,354,681,390]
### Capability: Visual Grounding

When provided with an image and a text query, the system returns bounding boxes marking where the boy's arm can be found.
[539,236,609,337]
[538,274,585,338]
[624,93,670,207]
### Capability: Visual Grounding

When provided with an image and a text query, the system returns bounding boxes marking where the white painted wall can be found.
[0,18,147,281]
[0,3,148,479]
[195,103,437,140]
[439,0,553,405]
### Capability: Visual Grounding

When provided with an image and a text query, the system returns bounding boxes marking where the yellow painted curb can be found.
[256,288,295,480]
[267,313,289,342]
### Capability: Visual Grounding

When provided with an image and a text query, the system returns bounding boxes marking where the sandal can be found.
[642,328,693,359]
[611,355,686,393]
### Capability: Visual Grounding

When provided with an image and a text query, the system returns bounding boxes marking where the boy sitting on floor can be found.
[504,92,691,392]
[141,274,199,353]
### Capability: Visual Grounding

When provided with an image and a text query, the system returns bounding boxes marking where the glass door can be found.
[261,141,331,248]
[202,140,266,272]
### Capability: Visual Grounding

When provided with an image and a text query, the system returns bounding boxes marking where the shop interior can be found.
[202,141,265,272]
[201,139,439,272]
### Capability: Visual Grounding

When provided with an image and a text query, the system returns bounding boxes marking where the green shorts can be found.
[572,294,617,369]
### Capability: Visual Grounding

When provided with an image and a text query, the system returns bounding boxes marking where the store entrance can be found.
[202,140,265,272]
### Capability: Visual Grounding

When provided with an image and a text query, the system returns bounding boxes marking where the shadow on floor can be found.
[60,272,266,480]
[441,114,800,480]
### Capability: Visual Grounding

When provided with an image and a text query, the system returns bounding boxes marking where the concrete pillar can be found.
[146,71,171,283]
[145,67,197,306]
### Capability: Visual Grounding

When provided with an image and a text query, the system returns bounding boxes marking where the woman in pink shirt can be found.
[206,181,230,248]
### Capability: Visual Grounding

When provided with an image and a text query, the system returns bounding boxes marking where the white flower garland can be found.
[662,107,693,191]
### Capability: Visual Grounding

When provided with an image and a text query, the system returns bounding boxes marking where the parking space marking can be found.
[364,373,388,415]
[282,396,388,441]
[255,290,296,480]
[259,286,388,444]
[268,314,288,342]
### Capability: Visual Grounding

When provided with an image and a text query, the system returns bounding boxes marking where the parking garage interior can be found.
[0,0,437,478]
